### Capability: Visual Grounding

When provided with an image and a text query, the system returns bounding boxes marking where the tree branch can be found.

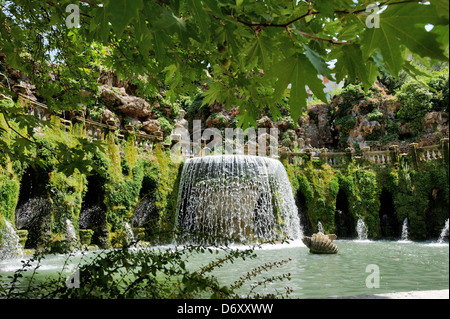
[235,0,420,44]
[297,31,351,45]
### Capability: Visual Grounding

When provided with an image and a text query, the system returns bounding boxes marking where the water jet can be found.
[356,218,369,241]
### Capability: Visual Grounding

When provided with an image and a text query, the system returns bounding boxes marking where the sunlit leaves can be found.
[267,53,327,120]
[361,2,449,75]
[1,0,449,129]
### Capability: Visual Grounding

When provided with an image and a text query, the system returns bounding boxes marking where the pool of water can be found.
[209,240,449,298]
[0,240,448,298]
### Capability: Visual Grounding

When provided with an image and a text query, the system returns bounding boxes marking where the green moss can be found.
[287,155,448,240]
[48,169,86,235]
[0,160,21,225]
[296,163,339,234]
[104,160,144,232]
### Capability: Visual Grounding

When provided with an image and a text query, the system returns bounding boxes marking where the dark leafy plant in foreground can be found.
[0,230,293,299]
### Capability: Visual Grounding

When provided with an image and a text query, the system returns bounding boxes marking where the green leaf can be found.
[267,54,327,121]
[361,2,449,76]
[244,34,272,70]
[429,0,449,20]
[334,44,378,88]
[186,0,211,39]
[303,44,333,80]
[105,0,143,38]
[235,102,259,129]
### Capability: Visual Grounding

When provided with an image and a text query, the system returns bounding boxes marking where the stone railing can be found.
[6,92,449,168]
[282,138,449,169]
[16,94,163,152]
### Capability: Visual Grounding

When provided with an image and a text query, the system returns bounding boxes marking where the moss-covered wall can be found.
[0,160,21,226]
[285,159,449,240]
[0,113,22,238]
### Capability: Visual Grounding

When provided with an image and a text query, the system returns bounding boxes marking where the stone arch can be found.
[17,165,48,208]
[426,188,449,239]
[295,189,312,236]
[378,188,398,239]
[79,174,108,247]
[15,165,51,249]
[334,188,354,238]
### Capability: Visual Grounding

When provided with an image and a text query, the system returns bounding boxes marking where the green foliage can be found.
[1,0,448,130]
[47,169,86,235]
[427,67,449,113]
[0,163,20,224]
[1,237,292,299]
[393,163,449,240]
[289,157,448,240]
[332,84,366,118]
[396,81,433,133]
[104,160,145,232]
[377,69,409,95]
[299,163,339,234]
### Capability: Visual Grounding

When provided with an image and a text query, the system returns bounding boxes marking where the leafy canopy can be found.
[1,0,449,128]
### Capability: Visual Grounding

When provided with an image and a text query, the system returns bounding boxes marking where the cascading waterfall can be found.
[438,219,449,244]
[400,218,409,241]
[176,155,302,243]
[356,218,368,241]
[0,220,24,260]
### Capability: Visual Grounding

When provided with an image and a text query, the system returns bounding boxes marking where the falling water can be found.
[438,219,449,244]
[132,198,157,228]
[124,222,135,245]
[65,219,77,244]
[356,218,368,241]
[400,218,409,241]
[0,220,24,260]
[177,155,302,244]
[317,221,324,234]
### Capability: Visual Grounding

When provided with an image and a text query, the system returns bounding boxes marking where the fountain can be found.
[400,218,410,242]
[356,218,368,241]
[65,219,77,244]
[317,221,324,234]
[437,219,449,244]
[124,222,135,245]
[0,220,24,260]
[176,155,302,243]
[15,197,52,249]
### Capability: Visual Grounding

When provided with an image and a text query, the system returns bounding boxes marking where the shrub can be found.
[396,82,433,134]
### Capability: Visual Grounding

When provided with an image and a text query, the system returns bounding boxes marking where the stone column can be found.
[441,138,449,167]
[389,145,400,165]
[319,148,328,165]
[345,147,354,165]
[304,148,313,164]
[409,143,419,171]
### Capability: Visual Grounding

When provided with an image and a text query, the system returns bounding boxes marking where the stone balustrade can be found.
[7,93,450,168]
[16,94,163,152]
